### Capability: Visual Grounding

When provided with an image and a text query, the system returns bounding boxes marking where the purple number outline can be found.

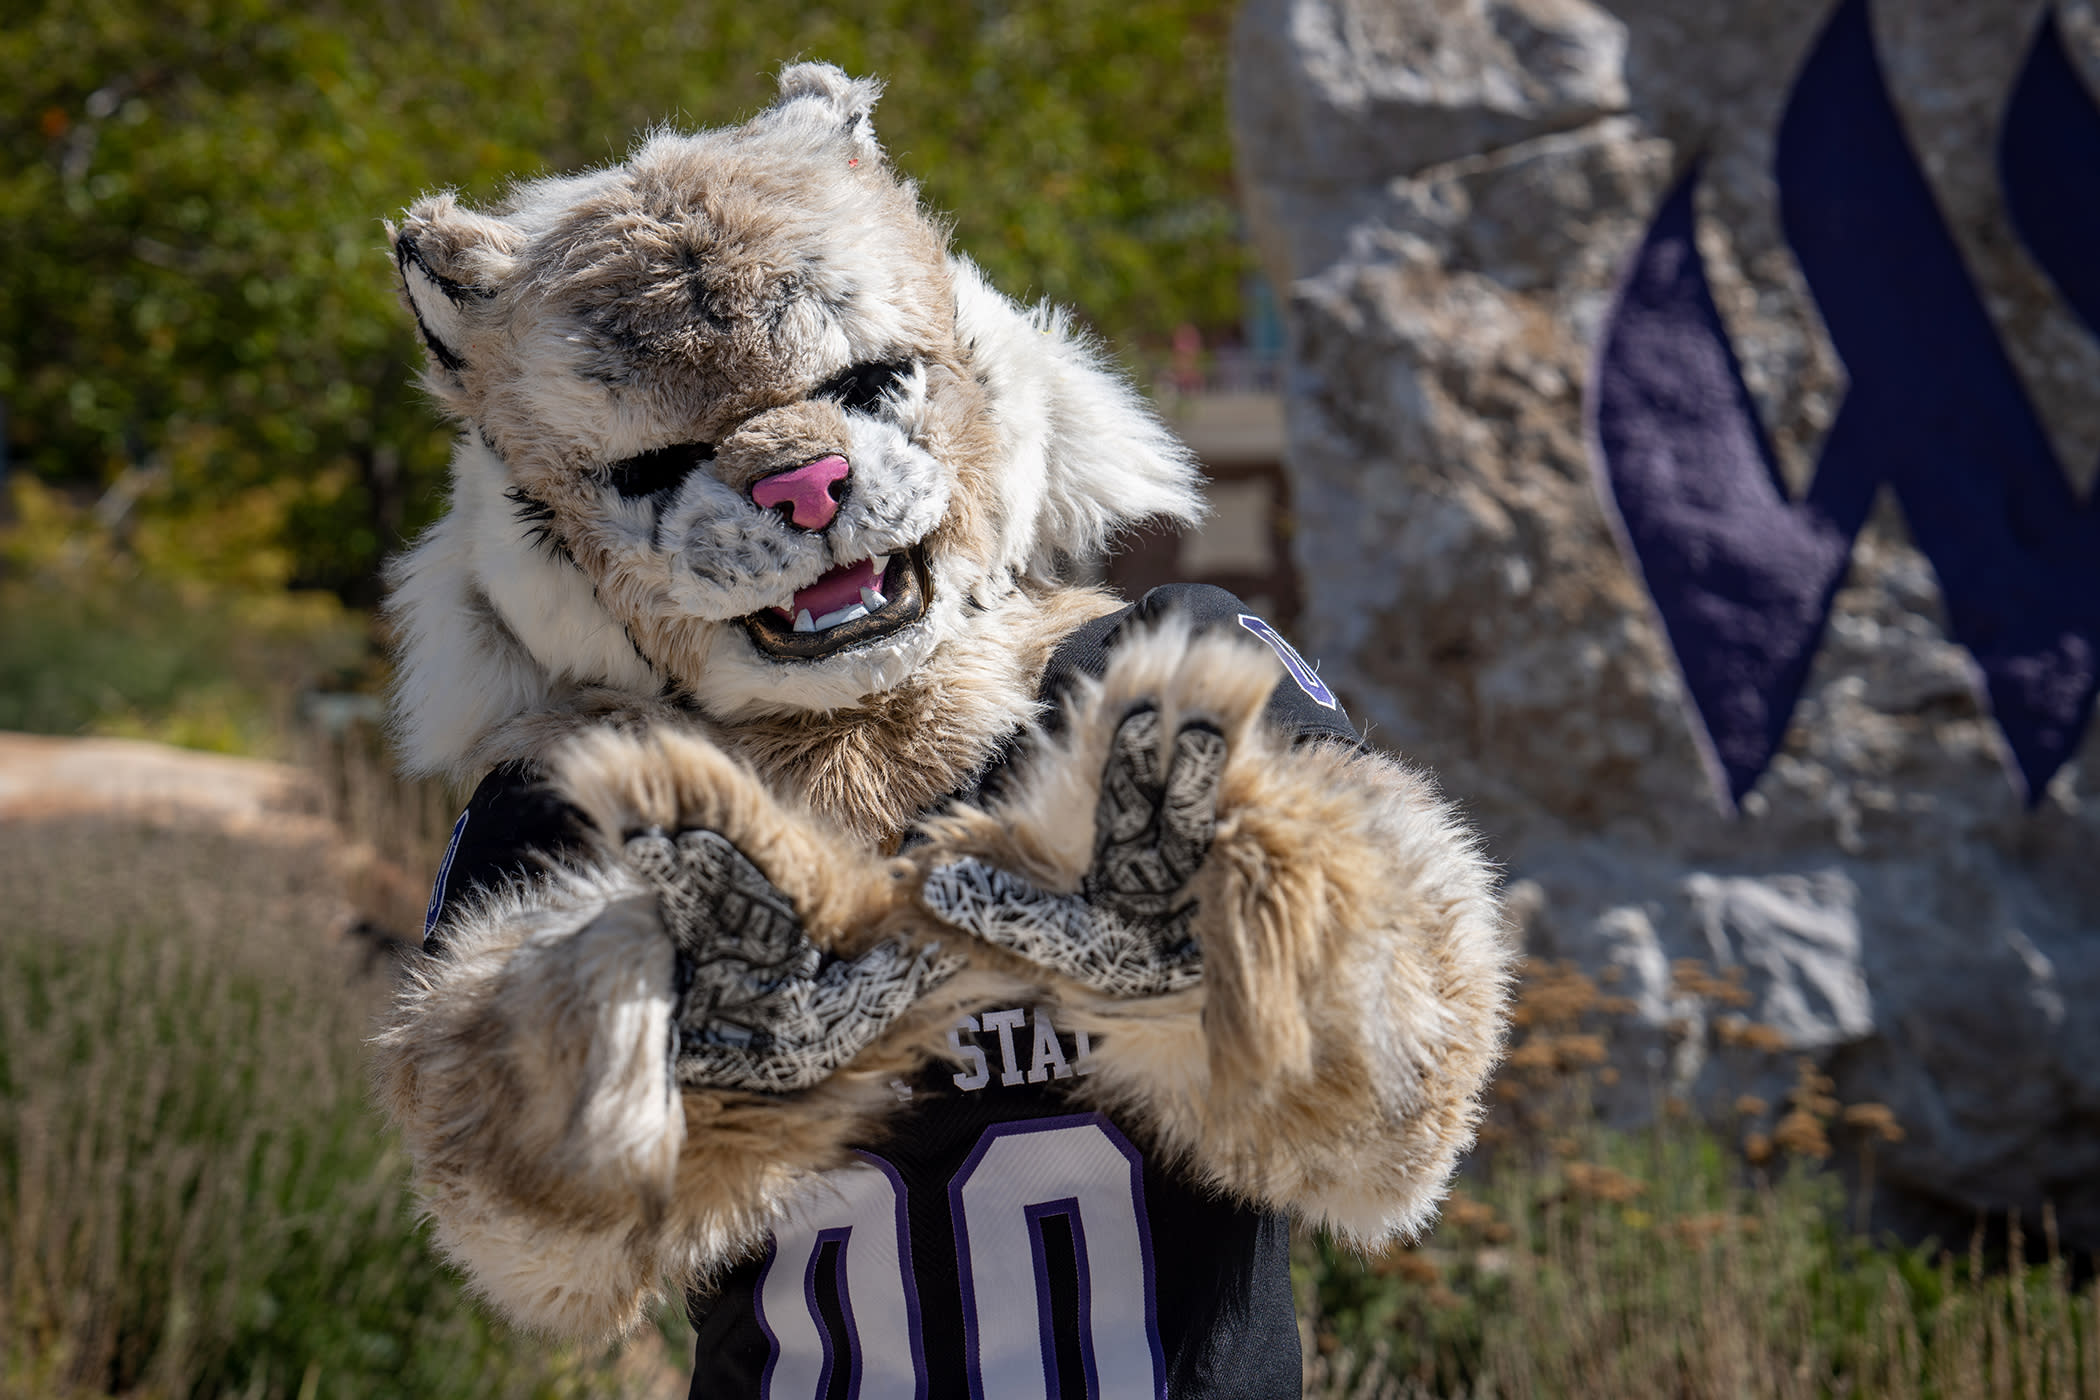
[753,1150,928,1400]
[1237,614,1338,711]
[808,1227,852,1399]
[948,1113,1166,1400]
[1023,1197,1099,1400]
[422,808,470,943]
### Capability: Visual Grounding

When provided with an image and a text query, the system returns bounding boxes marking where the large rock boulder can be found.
[1234,0,2100,1243]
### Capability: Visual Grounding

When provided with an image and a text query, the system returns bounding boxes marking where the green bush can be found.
[2,0,1243,600]
[0,480,366,751]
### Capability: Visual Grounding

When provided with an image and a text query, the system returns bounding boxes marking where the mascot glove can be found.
[625,827,956,1094]
[922,706,1224,999]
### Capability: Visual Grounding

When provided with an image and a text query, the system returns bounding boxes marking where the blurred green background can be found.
[1,0,1243,749]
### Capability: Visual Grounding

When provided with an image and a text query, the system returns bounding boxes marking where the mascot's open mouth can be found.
[743,546,931,661]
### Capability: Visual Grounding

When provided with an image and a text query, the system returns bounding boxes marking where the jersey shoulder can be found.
[1064,582,1361,749]
[421,761,589,952]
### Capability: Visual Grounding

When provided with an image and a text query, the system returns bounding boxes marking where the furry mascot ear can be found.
[768,61,887,168]
[948,256,1207,575]
[388,194,520,407]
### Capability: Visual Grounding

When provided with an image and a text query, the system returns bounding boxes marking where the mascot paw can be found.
[625,825,960,1093]
[922,704,1223,997]
[625,827,816,973]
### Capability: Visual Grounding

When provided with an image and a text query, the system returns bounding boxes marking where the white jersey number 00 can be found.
[755,1114,1164,1400]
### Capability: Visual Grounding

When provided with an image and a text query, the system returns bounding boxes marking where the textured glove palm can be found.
[921,706,1226,998]
[625,828,952,1094]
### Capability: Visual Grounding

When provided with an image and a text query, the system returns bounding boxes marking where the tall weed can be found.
[1302,960,2100,1399]
[0,818,679,1399]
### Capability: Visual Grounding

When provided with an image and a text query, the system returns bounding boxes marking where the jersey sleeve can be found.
[1125,583,1362,749]
[421,761,591,954]
[984,584,1359,815]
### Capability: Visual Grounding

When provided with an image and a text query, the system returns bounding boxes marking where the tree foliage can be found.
[1,0,1242,598]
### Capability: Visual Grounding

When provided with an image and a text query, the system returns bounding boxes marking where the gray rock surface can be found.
[1235,0,2100,1244]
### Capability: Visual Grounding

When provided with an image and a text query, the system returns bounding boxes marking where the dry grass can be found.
[8,726,2097,1399]
[290,719,461,945]
[0,813,685,1399]
[1302,960,2100,1399]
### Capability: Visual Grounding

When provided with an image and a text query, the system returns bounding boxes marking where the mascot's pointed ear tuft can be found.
[388,193,520,386]
[948,256,1206,573]
[771,62,885,168]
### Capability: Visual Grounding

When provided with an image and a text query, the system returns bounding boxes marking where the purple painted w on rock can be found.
[1590,0,2100,809]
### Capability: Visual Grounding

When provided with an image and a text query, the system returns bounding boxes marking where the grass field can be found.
[4,785,2096,1398]
[0,816,688,1399]
[1301,963,2100,1398]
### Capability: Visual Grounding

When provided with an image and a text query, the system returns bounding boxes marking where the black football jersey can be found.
[422,585,1359,1399]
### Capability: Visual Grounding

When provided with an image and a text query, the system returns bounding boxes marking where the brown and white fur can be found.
[372,63,1512,1342]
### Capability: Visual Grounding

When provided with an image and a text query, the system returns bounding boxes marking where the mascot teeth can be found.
[744,547,931,660]
[769,555,893,628]
[806,601,872,631]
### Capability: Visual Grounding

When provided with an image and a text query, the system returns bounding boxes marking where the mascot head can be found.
[384,64,1203,777]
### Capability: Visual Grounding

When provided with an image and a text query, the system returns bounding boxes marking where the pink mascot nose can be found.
[751,455,851,531]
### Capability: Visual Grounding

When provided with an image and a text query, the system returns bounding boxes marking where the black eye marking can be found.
[606,441,717,498]
[816,359,914,415]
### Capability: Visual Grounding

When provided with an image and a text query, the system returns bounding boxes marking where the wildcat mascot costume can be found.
[375,64,1510,1399]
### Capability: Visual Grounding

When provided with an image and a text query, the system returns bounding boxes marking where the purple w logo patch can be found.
[1591,0,2100,808]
